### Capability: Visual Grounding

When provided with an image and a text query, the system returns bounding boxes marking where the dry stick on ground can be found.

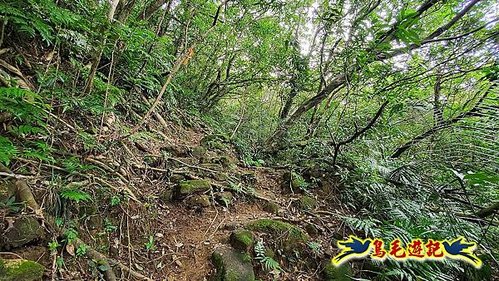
[17,158,140,203]
[139,92,170,132]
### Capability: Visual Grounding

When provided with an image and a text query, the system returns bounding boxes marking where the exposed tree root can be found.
[0,163,151,281]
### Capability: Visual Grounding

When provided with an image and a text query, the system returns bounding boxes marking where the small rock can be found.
[212,246,255,281]
[0,258,45,281]
[185,194,211,208]
[173,179,211,199]
[229,230,254,252]
[0,217,45,250]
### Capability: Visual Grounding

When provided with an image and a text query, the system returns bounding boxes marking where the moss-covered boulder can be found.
[173,179,211,199]
[230,230,254,252]
[322,261,352,281]
[211,246,255,281]
[262,202,279,215]
[0,217,45,250]
[185,194,211,208]
[245,219,309,250]
[0,258,45,281]
[296,196,317,210]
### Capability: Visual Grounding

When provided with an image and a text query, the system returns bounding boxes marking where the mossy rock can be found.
[0,258,45,281]
[185,194,211,208]
[245,219,308,250]
[174,179,211,199]
[262,202,279,215]
[230,230,254,252]
[0,217,45,250]
[322,261,352,281]
[296,196,317,210]
[211,246,255,281]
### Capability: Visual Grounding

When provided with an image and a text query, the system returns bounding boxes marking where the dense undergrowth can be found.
[0,0,498,280]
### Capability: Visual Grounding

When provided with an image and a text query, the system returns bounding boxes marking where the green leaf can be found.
[0,136,18,166]
[60,189,92,203]
[464,172,499,185]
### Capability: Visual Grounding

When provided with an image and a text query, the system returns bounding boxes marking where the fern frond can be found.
[60,189,92,203]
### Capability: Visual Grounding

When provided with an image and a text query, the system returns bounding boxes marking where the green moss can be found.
[282,172,308,193]
[246,219,309,248]
[230,230,254,252]
[0,259,45,281]
[175,179,211,198]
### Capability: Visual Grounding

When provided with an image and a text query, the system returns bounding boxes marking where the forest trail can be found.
[2,116,346,280]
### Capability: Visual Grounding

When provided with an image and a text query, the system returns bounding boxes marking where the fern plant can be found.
[0,136,17,165]
[254,239,283,274]
[60,188,92,203]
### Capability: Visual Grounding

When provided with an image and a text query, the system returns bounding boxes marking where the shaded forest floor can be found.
[1,108,352,280]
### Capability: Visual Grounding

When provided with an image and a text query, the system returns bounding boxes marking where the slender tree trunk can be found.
[84,0,120,94]
[265,0,480,149]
